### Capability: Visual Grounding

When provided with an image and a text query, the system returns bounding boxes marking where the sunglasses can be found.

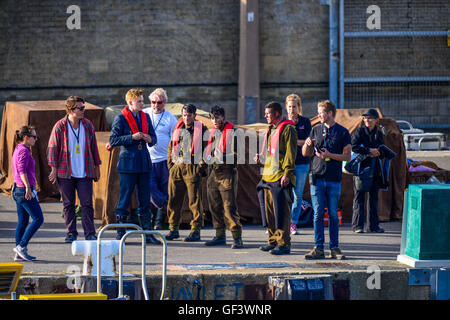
[27,134,37,139]
[73,106,85,111]
[151,101,163,105]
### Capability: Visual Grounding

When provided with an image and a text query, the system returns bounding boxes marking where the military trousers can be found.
[207,167,242,237]
[167,163,203,231]
[263,182,292,248]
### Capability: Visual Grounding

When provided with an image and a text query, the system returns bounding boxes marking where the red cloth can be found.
[47,116,102,179]
[205,121,234,156]
[121,106,149,134]
[261,120,295,157]
[171,119,203,157]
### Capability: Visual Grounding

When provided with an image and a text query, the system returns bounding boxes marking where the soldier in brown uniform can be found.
[204,106,243,249]
[255,102,297,255]
[166,104,208,242]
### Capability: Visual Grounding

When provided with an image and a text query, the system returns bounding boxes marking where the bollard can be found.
[72,240,120,276]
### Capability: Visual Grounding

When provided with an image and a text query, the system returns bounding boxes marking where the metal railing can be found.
[96,224,167,300]
[119,230,167,300]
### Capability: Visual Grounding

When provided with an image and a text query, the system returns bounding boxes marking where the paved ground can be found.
[1,150,448,276]
[0,194,405,276]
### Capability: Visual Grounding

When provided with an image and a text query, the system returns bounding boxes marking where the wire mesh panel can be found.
[341,0,450,128]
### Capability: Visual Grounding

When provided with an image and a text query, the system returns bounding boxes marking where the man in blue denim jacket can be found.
[109,88,158,243]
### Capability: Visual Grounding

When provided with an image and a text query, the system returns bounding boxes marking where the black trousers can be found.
[351,177,380,232]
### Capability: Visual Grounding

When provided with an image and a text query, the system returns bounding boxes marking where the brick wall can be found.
[0,0,448,125]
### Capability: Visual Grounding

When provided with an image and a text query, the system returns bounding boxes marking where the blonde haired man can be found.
[302,100,351,260]
[109,88,158,243]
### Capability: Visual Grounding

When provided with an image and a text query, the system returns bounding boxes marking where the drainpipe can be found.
[321,0,339,107]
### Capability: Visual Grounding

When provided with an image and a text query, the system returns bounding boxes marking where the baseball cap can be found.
[362,108,379,118]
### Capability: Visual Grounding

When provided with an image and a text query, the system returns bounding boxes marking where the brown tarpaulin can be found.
[0,102,408,225]
[232,109,408,224]
[0,101,107,200]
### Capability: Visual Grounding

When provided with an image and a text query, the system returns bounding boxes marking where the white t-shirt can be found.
[143,108,178,163]
[68,122,86,178]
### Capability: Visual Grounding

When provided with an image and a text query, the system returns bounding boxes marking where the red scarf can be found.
[261,120,295,157]
[206,121,234,157]
[121,106,148,134]
[171,118,203,157]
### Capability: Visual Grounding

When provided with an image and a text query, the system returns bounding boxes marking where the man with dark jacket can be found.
[351,108,385,234]
[109,88,158,243]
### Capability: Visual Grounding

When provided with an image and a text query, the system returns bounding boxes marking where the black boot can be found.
[116,215,128,240]
[139,213,161,245]
[154,201,167,230]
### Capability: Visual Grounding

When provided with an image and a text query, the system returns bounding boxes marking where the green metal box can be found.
[405,184,450,260]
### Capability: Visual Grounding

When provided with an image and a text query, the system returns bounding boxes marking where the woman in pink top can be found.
[12,126,44,261]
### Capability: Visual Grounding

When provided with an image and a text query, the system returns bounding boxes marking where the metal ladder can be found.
[96,224,167,300]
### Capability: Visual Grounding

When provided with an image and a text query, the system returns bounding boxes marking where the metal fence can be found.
[339,0,450,128]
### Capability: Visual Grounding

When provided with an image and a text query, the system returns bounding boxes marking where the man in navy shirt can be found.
[302,100,351,260]
[285,94,311,236]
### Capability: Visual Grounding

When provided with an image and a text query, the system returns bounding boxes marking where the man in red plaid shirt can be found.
[47,96,101,243]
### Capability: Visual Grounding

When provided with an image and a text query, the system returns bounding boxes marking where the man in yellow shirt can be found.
[255,102,297,255]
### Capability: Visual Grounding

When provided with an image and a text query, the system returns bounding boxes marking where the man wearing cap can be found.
[351,108,385,234]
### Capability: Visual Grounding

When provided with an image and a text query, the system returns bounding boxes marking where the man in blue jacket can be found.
[109,88,158,243]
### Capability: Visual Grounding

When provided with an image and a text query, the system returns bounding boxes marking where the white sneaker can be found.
[290,223,299,235]
[14,253,24,261]
[13,245,35,261]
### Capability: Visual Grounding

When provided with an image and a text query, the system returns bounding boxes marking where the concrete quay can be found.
[0,194,431,300]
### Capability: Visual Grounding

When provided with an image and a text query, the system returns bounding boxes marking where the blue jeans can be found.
[310,178,341,251]
[13,187,44,248]
[291,164,310,224]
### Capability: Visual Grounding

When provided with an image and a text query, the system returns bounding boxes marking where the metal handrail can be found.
[119,230,167,300]
[96,224,143,295]
[418,135,444,151]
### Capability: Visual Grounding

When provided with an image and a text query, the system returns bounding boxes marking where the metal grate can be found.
[339,0,450,128]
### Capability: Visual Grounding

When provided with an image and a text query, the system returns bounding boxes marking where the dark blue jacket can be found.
[109,112,157,173]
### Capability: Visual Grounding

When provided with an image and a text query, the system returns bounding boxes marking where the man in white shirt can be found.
[143,88,178,229]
